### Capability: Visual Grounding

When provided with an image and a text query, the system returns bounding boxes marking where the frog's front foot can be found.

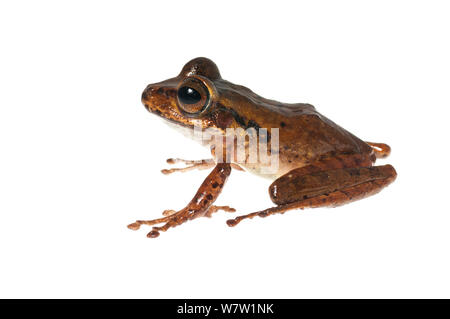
[127,205,235,238]
[161,157,244,175]
[160,205,235,217]
[127,208,193,238]
[128,163,233,238]
[161,158,215,175]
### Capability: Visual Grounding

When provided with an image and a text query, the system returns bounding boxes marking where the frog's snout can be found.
[141,81,178,117]
[141,84,160,111]
[141,77,186,119]
[141,84,154,104]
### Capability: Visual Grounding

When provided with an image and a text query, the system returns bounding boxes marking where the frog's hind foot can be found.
[226,203,297,227]
[366,142,391,159]
[161,158,216,175]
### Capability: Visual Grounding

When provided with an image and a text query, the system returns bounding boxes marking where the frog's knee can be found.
[367,142,391,159]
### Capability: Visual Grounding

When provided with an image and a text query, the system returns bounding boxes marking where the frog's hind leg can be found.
[366,142,391,159]
[226,164,397,227]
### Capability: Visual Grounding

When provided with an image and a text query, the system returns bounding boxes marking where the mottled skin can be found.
[129,57,397,238]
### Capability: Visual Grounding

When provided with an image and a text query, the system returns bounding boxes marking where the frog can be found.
[128,57,397,238]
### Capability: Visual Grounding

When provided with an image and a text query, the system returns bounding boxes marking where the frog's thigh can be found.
[227,164,397,226]
[269,164,397,205]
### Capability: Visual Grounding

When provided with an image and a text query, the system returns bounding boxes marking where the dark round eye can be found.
[177,78,210,114]
[178,87,201,105]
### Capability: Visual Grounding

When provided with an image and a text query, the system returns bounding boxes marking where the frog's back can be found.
[215,79,373,176]
[276,106,373,165]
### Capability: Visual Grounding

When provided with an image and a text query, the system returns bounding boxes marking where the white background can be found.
[1,1,449,298]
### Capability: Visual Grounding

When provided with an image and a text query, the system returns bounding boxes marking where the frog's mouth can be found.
[162,119,196,140]
[141,79,227,144]
[157,117,224,148]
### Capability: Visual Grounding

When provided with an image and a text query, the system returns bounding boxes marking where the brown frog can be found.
[128,57,397,238]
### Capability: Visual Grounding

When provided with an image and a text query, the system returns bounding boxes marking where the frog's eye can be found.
[177,78,210,114]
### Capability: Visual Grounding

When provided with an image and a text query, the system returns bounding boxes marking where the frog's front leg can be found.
[161,205,235,217]
[128,163,232,238]
[226,164,397,227]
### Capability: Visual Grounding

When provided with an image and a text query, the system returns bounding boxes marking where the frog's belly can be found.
[162,120,223,147]
[239,160,306,180]
[161,120,307,179]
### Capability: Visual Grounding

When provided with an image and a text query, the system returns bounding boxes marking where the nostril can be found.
[141,89,149,101]
[142,85,155,101]
[142,85,159,100]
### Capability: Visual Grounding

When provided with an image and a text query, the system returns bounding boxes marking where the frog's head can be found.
[141,57,226,131]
